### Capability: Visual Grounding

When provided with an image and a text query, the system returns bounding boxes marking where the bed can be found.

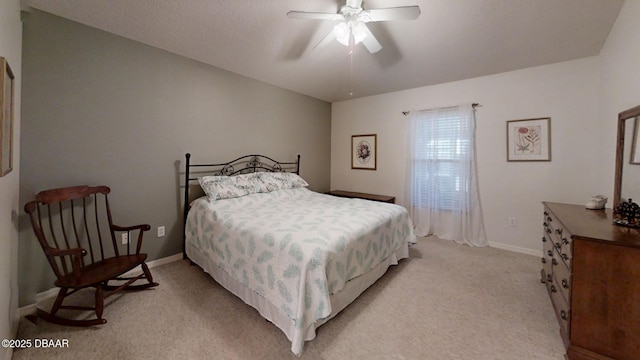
[182,153,416,355]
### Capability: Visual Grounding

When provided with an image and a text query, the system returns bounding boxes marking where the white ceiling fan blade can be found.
[346,0,363,9]
[364,6,421,22]
[287,11,343,21]
[314,30,337,51]
[358,23,382,53]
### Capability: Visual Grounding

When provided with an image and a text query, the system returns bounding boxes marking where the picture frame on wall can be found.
[0,57,14,177]
[352,134,377,170]
[506,117,551,162]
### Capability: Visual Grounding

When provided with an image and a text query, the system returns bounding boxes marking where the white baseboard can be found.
[16,252,183,319]
[488,241,542,258]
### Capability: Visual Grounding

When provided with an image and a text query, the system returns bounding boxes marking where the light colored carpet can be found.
[13,237,565,360]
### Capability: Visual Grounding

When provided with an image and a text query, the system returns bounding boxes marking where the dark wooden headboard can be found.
[182,153,300,259]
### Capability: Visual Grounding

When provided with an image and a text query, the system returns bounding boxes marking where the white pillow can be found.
[257,172,309,191]
[198,174,261,200]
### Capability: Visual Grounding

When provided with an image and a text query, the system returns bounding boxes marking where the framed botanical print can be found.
[506,117,551,162]
[0,57,14,176]
[352,134,377,170]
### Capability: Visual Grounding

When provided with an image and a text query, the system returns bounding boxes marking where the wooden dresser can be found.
[541,202,640,360]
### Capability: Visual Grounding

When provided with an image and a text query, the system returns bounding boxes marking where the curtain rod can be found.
[402,103,481,116]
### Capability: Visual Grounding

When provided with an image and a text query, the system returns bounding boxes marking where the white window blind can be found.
[412,109,471,211]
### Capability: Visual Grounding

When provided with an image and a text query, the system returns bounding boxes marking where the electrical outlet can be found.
[157,226,165,237]
[508,217,517,227]
[121,233,128,245]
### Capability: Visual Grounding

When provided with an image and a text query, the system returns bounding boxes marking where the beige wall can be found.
[330,0,640,255]
[600,0,640,205]
[331,57,602,255]
[18,10,331,306]
[0,0,22,358]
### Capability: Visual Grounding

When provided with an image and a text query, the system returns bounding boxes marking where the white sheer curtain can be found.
[405,104,487,246]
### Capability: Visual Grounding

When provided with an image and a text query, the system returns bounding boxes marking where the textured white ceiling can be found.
[23,0,624,103]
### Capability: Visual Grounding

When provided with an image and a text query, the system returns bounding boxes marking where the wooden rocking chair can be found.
[24,185,159,326]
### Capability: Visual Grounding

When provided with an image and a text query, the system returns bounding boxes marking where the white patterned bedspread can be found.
[185,188,415,354]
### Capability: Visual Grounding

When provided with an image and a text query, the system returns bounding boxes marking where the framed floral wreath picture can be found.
[506,118,551,161]
[352,134,377,170]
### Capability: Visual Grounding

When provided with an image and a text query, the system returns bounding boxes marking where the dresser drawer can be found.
[550,277,571,347]
[543,205,572,350]
[544,210,573,268]
[552,253,572,305]
[541,235,553,283]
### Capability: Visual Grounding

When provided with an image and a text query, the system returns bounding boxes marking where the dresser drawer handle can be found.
[547,250,553,257]
[555,242,562,249]
[561,310,568,320]
[561,253,569,261]
[551,285,557,293]
[562,238,570,245]
[552,259,558,266]
[562,279,569,289]
[542,236,547,243]
[541,257,547,264]
[547,274,552,283]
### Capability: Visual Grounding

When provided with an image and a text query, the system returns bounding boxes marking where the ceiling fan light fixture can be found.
[352,22,368,44]
[333,23,350,46]
[333,22,368,47]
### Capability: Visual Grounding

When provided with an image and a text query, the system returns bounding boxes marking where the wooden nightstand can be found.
[326,190,395,204]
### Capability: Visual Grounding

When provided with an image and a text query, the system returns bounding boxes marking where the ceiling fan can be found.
[287,0,421,54]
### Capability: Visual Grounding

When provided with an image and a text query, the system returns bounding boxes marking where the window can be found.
[406,103,487,246]
[411,108,472,211]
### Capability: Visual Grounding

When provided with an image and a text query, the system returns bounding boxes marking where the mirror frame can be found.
[614,104,640,208]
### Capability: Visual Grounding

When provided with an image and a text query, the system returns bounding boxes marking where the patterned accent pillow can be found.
[239,173,268,193]
[257,172,309,192]
[280,172,309,189]
[199,174,262,200]
[256,173,283,192]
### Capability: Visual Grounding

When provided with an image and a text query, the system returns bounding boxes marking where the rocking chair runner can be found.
[24,185,158,326]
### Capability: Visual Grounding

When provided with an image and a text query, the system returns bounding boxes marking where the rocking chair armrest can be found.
[112,224,151,232]
[44,247,87,277]
[112,224,150,254]
[44,247,87,258]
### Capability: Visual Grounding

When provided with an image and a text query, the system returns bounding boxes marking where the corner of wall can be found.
[0,1,22,357]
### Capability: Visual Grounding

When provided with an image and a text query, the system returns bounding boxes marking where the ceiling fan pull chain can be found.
[349,39,354,97]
